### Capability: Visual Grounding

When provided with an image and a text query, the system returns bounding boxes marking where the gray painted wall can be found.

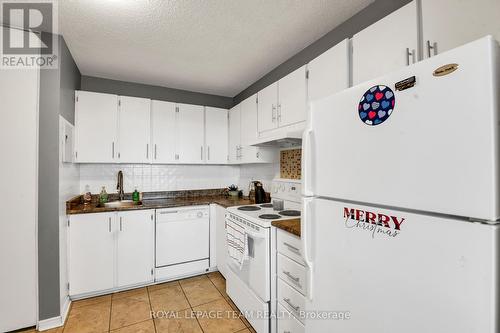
[234,0,412,104]
[81,76,233,109]
[60,37,81,124]
[38,34,81,320]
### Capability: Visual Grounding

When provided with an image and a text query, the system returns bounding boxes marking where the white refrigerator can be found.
[301,36,500,333]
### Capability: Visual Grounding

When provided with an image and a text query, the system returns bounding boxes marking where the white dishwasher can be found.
[155,205,210,281]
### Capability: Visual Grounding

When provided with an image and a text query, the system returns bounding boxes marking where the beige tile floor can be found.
[15,272,256,333]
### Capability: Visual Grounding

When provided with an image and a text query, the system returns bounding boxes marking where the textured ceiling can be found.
[60,0,373,97]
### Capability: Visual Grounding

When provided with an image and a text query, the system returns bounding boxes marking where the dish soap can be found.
[99,186,109,204]
[132,187,140,203]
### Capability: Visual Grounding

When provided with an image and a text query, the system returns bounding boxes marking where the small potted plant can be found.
[228,184,239,197]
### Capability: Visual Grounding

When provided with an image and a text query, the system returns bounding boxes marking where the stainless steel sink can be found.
[103,200,140,208]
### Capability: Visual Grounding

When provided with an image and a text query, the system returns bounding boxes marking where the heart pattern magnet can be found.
[358,85,395,126]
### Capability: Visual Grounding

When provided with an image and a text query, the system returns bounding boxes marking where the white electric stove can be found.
[225,179,301,333]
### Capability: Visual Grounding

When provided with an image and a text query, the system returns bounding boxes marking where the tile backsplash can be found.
[80,162,280,196]
[80,164,241,194]
[280,148,302,179]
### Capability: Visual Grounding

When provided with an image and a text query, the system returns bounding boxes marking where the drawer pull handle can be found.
[283,270,300,283]
[283,298,300,312]
[283,242,300,253]
[159,210,179,214]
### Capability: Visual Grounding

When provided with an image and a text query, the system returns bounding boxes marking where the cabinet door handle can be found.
[207,146,210,161]
[283,270,300,284]
[108,217,112,232]
[112,142,115,159]
[146,144,149,159]
[283,298,300,312]
[283,242,300,253]
[154,144,157,160]
[406,48,415,66]
[119,217,123,231]
[277,104,282,123]
[272,104,276,122]
[426,40,437,58]
[201,146,203,160]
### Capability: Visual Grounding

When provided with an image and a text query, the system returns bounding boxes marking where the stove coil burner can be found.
[237,206,261,211]
[259,214,282,220]
[260,204,273,208]
[279,210,301,217]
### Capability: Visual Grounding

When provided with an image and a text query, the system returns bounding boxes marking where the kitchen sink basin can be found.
[103,200,140,208]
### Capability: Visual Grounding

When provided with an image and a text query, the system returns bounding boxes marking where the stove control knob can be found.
[197,212,203,218]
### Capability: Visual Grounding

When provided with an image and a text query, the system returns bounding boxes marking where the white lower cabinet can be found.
[277,304,305,333]
[68,212,115,296]
[275,229,307,333]
[69,210,154,297]
[116,210,155,288]
[213,204,228,278]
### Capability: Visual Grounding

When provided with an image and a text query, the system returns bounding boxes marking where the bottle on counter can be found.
[83,185,92,205]
[99,186,109,204]
[132,187,140,203]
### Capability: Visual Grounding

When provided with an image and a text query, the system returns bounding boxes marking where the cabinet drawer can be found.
[277,253,307,295]
[277,304,305,333]
[278,278,306,324]
[277,229,304,264]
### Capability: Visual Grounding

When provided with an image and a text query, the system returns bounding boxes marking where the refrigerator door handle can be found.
[302,197,314,300]
[302,127,314,196]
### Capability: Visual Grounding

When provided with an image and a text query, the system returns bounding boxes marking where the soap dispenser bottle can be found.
[99,186,109,204]
[132,187,140,203]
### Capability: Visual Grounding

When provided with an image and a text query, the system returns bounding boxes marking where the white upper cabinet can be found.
[257,67,307,134]
[116,210,154,288]
[205,107,228,164]
[240,94,258,146]
[118,96,151,164]
[151,100,177,164]
[278,65,307,127]
[257,82,279,133]
[229,102,276,164]
[421,0,500,59]
[75,91,118,163]
[308,39,350,102]
[177,103,205,164]
[352,1,418,85]
[228,105,241,164]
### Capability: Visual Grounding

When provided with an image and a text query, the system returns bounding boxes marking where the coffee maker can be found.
[251,181,267,204]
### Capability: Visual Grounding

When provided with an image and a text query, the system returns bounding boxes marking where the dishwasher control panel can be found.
[156,205,209,222]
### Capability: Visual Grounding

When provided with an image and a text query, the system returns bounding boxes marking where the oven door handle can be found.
[245,229,266,239]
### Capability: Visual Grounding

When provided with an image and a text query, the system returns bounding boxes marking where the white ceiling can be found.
[60,0,373,97]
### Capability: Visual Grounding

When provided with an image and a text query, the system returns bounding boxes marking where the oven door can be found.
[225,217,271,302]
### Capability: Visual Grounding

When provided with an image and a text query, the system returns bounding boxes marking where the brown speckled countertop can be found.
[67,189,254,215]
[272,218,301,237]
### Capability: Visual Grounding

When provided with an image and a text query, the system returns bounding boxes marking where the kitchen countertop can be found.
[272,218,301,237]
[67,189,254,215]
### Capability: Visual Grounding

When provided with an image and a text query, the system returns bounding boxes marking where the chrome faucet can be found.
[117,171,124,201]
